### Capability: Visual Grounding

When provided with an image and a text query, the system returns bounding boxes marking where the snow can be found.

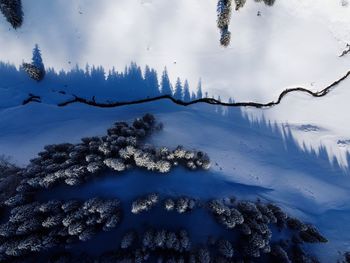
[1,0,350,261]
[0,100,349,261]
[1,0,350,165]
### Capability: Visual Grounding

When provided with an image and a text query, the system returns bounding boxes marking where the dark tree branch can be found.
[22,94,41,105]
[57,70,350,109]
[339,44,350,58]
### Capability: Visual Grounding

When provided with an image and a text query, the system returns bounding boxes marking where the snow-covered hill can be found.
[0,97,349,261]
[1,0,350,261]
[1,0,350,166]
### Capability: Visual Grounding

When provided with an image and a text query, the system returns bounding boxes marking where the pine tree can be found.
[196,79,203,99]
[191,91,196,101]
[0,0,23,29]
[32,44,45,73]
[235,0,247,10]
[144,66,160,97]
[183,80,191,102]
[173,78,183,100]
[160,67,173,96]
[217,0,232,47]
[263,0,276,6]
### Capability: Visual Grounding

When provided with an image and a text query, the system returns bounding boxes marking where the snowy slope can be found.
[1,0,350,261]
[0,100,349,261]
[1,0,350,166]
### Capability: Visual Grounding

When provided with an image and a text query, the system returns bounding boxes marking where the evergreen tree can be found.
[235,0,247,10]
[22,44,46,81]
[0,0,23,29]
[31,44,45,76]
[160,67,173,96]
[263,0,276,6]
[144,65,160,97]
[217,0,232,47]
[191,91,196,101]
[196,79,203,99]
[183,80,191,102]
[173,78,183,100]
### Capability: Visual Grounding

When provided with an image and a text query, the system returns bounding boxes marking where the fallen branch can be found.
[339,44,350,58]
[22,94,41,105]
[57,70,350,109]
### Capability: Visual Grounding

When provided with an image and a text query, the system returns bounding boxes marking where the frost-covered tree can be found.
[104,158,126,172]
[160,67,173,95]
[270,245,291,263]
[121,231,137,249]
[217,0,232,47]
[235,0,247,10]
[217,239,234,258]
[142,229,155,250]
[131,194,159,214]
[154,229,167,248]
[173,78,183,100]
[175,197,196,213]
[164,198,175,211]
[183,80,191,102]
[0,0,23,29]
[197,248,211,263]
[165,231,178,250]
[196,79,203,99]
[299,225,328,243]
[23,44,46,81]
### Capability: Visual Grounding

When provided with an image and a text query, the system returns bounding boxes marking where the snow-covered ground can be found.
[0,100,349,261]
[1,0,350,261]
[1,0,350,165]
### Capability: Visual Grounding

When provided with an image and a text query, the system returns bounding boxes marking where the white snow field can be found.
[1,0,350,261]
[1,0,350,166]
[0,97,350,261]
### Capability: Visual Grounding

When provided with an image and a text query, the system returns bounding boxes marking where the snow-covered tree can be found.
[164,198,175,211]
[183,80,191,102]
[23,44,45,81]
[235,0,246,10]
[104,158,126,172]
[160,67,173,95]
[154,229,167,248]
[217,239,234,258]
[173,78,183,100]
[121,231,137,249]
[196,79,203,99]
[0,0,23,29]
